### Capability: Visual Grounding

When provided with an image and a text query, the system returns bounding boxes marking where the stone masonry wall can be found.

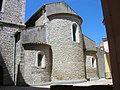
[0,0,25,85]
[21,26,46,44]
[2,0,25,24]
[23,44,52,85]
[83,35,96,51]
[85,53,98,79]
[15,37,25,85]
[96,47,105,78]
[46,2,76,16]
[47,15,85,81]
[0,25,19,85]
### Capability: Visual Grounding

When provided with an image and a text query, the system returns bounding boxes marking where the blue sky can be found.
[25,0,106,46]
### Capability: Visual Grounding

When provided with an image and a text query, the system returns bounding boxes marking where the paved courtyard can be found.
[73,78,113,86]
[0,79,112,90]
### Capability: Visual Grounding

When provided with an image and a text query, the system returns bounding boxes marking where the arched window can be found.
[73,24,77,41]
[36,51,46,68]
[72,23,80,43]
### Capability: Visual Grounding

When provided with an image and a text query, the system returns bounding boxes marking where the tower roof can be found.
[25,1,82,27]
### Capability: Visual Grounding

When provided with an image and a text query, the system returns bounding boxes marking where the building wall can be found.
[96,48,105,78]
[15,36,26,85]
[0,0,107,85]
[101,1,120,89]
[46,2,76,16]
[22,44,52,85]
[0,25,19,85]
[104,53,112,79]
[103,41,109,53]
[35,12,49,26]
[35,15,45,26]
[85,52,98,79]
[83,35,98,80]
[0,47,14,85]
[21,26,46,44]
[0,0,25,24]
[47,14,85,81]
[83,35,96,51]
[0,0,25,85]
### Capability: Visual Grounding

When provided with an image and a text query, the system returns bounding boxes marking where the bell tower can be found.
[0,0,25,24]
[0,0,26,85]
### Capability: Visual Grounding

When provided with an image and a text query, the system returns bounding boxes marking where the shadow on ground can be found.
[50,85,113,90]
[0,86,50,90]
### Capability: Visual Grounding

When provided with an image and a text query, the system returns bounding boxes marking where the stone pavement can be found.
[0,79,112,90]
[36,78,113,88]
[73,78,113,86]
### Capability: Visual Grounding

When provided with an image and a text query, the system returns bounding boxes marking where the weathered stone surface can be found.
[46,2,76,16]
[0,25,19,85]
[47,17,85,81]
[0,1,102,86]
[0,0,25,85]
[21,26,46,44]
[23,44,52,85]
[96,47,105,78]
[85,54,98,79]
[2,0,25,24]
[83,35,96,51]
[25,1,78,27]
[83,36,98,79]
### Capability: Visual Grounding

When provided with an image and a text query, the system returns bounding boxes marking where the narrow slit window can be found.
[72,24,77,41]
[38,53,43,66]
[0,0,3,11]
[72,23,80,43]
[92,58,94,67]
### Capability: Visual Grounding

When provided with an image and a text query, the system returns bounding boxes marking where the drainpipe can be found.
[13,35,16,86]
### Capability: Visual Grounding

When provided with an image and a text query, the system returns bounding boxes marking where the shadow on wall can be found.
[0,49,28,86]
[16,63,29,86]
[49,47,53,81]
[0,50,14,86]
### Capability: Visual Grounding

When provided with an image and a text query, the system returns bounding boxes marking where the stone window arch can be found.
[71,22,80,43]
[36,51,46,68]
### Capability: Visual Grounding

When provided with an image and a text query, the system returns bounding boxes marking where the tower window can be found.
[73,25,76,41]
[72,23,80,43]
[36,51,46,68]
[73,24,77,41]
[0,0,3,11]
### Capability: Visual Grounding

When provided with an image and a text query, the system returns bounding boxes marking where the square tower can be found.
[0,0,25,24]
[0,0,26,86]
